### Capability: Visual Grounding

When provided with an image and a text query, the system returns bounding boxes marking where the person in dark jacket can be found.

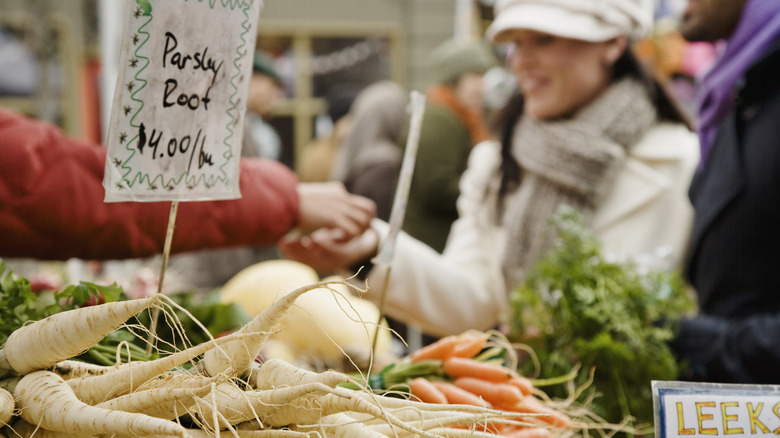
[329,81,409,222]
[241,51,285,161]
[670,0,780,383]
[403,38,498,253]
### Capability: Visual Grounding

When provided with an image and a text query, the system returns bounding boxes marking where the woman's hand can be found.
[296,182,377,240]
[278,227,380,275]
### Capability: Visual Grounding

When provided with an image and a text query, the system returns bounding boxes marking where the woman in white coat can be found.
[280,0,700,338]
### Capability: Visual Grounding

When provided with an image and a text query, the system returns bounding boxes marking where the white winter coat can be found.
[362,122,700,337]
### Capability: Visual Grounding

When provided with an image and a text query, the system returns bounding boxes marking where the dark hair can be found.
[325,83,362,123]
[492,47,693,210]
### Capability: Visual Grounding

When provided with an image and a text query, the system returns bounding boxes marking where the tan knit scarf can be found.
[501,78,658,290]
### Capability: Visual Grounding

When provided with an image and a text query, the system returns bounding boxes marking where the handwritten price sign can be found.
[103,0,262,202]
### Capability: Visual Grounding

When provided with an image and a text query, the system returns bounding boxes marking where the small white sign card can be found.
[653,380,780,438]
[103,0,263,202]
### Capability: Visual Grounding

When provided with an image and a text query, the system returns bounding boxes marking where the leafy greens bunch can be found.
[508,206,694,427]
[0,260,249,366]
[0,260,137,364]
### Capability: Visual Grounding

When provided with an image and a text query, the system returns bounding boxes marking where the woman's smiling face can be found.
[506,29,624,120]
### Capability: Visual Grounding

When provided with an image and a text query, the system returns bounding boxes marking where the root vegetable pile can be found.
[363,332,577,438]
[0,274,545,438]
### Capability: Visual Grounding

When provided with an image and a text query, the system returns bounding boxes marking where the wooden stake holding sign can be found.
[103,0,263,346]
[371,91,427,353]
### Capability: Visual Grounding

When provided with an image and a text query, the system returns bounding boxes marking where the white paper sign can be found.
[653,381,780,438]
[103,0,262,202]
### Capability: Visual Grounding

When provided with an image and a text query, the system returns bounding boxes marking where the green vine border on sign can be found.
[114,0,257,195]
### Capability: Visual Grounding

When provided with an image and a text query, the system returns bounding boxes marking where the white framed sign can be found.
[103,0,262,202]
[653,380,780,438]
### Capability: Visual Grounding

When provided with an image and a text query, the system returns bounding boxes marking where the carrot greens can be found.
[508,206,695,428]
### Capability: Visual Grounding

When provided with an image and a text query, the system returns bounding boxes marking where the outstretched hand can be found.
[278,227,379,275]
[295,182,376,240]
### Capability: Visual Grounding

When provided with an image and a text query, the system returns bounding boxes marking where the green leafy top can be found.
[508,206,694,427]
[0,261,248,366]
[0,261,122,346]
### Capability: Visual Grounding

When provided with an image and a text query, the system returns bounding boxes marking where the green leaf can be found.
[0,260,143,366]
[508,206,694,427]
[55,281,124,309]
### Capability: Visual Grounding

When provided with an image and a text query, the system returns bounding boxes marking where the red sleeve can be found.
[0,108,300,261]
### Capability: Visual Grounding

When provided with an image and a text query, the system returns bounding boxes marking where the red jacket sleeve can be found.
[0,108,300,261]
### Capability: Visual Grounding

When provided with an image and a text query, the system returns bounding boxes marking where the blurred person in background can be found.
[402,38,498,253]
[667,0,780,383]
[242,51,285,161]
[328,80,409,222]
[298,83,361,183]
[0,28,38,96]
[279,0,700,338]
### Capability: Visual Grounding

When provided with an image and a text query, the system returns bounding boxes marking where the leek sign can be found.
[653,381,780,437]
[103,0,262,202]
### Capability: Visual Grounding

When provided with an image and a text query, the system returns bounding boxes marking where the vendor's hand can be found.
[296,182,376,240]
[278,227,379,275]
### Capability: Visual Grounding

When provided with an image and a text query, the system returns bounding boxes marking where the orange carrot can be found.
[508,376,534,396]
[453,377,524,408]
[429,381,492,408]
[410,335,458,362]
[450,333,489,359]
[488,422,518,435]
[409,377,448,404]
[443,357,515,382]
[504,426,553,438]
[506,396,572,429]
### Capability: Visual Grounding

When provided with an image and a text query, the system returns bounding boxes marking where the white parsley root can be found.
[0,281,553,437]
[0,296,161,376]
[14,370,190,437]
[0,388,12,427]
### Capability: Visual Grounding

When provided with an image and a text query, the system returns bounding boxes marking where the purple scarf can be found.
[696,0,780,167]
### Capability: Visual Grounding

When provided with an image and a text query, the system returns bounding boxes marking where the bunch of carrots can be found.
[0,278,547,438]
[403,332,573,438]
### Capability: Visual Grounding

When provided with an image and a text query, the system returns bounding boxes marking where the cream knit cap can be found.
[486,0,653,43]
